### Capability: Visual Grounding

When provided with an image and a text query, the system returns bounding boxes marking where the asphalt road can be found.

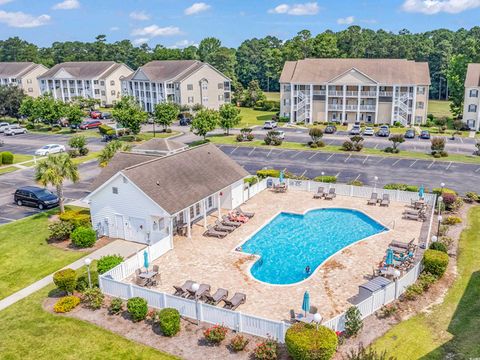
[218,144,480,194]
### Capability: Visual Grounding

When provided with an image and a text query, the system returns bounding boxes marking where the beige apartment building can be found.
[0,62,48,97]
[122,60,231,112]
[38,61,133,106]
[280,59,430,126]
[463,63,480,131]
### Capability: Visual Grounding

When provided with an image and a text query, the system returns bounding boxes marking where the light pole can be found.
[437,215,443,236]
[440,182,445,194]
[438,196,443,216]
[321,171,325,183]
[84,258,92,288]
[431,235,438,243]
[374,176,378,191]
[313,313,322,330]
[191,282,200,325]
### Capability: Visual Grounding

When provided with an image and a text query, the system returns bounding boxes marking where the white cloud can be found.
[52,0,80,10]
[337,16,355,25]
[129,10,150,21]
[0,0,14,5]
[0,10,50,27]
[184,2,211,15]
[133,38,149,45]
[110,26,119,31]
[268,2,319,15]
[131,25,182,38]
[169,39,198,48]
[402,0,480,14]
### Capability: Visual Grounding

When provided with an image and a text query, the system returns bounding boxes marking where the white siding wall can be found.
[89,174,170,244]
[230,180,245,209]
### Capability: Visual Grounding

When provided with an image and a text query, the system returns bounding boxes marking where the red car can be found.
[79,120,102,130]
[90,111,102,119]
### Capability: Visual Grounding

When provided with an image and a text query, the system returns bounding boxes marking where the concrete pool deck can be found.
[129,189,423,321]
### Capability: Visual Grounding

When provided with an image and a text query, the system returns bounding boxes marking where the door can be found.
[127,217,147,244]
[114,214,125,239]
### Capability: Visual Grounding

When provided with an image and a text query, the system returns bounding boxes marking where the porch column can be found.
[186,208,191,238]
[202,199,207,229]
[217,193,222,219]
[169,216,174,249]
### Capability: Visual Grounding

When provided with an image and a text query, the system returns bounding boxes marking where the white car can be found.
[4,125,27,136]
[363,127,375,136]
[263,120,277,129]
[273,130,285,139]
[35,144,66,156]
[0,122,9,133]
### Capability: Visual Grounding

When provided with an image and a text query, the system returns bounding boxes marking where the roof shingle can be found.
[38,61,125,79]
[465,64,480,87]
[0,62,37,77]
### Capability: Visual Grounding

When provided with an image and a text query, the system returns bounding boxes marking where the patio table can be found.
[296,313,315,323]
[139,271,158,280]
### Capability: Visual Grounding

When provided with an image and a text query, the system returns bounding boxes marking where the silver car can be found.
[4,125,27,136]
[0,122,9,133]
[363,127,375,136]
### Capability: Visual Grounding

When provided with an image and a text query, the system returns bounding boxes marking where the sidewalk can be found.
[0,239,145,311]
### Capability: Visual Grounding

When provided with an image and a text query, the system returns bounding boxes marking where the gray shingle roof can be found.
[124,60,202,82]
[465,63,480,87]
[133,138,187,153]
[38,61,124,79]
[0,62,36,77]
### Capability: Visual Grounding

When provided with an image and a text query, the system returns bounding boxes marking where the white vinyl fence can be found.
[100,178,436,341]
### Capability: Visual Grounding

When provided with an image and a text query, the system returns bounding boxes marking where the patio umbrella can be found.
[143,250,149,270]
[385,248,394,267]
[418,185,425,199]
[302,291,310,317]
[279,170,285,184]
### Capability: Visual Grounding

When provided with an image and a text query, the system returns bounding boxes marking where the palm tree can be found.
[98,140,132,167]
[35,153,79,213]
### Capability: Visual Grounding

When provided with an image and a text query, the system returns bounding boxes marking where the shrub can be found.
[418,272,437,291]
[48,220,74,242]
[348,180,364,187]
[59,209,91,228]
[345,345,396,360]
[246,134,254,141]
[203,324,228,344]
[383,183,419,192]
[438,224,449,237]
[432,187,456,196]
[429,241,448,253]
[285,323,338,360]
[127,297,148,322]
[108,297,124,315]
[404,283,424,300]
[157,308,180,337]
[68,134,87,150]
[345,306,363,337]
[1,151,14,165]
[67,149,80,158]
[230,334,249,352]
[53,268,77,294]
[79,147,89,156]
[53,295,80,313]
[441,193,460,212]
[423,249,449,278]
[71,226,96,248]
[378,304,397,318]
[119,135,136,142]
[342,140,354,151]
[82,288,104,310]
[256,169,280,179]
[443,215,462,225]
[244,176,259,186]
[76,263,99,291]
[97,254,124,274]
[254,338,278,360]
[465,192,479,203]
[313,175,337,183]
[98,124,114,135]
[264,130,283,146]
[236,134,244,142]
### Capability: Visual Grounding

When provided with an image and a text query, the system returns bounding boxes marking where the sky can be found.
[0,0,480,48]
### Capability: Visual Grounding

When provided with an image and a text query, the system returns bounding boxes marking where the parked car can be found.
[58,118,69,127]
[324,125,337,134]
[90,110,102,119]
[420,130,431,139]
[363,127,375,136]
[4,124,27,136]
[179,117,191,126]
[376,125,390,137]
[79,120,102,130]
[100,112,112,120]
[404,129,416,139]
[14,186,59,210]
[0,122,10,133]
[272,130,285,140]
[349,125,361,135]
[263,120,277,129]
[35,144,66,156]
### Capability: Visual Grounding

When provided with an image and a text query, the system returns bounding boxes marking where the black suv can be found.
[14,186,59,210]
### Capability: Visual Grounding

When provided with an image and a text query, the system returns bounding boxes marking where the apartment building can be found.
[463,63,480,131]
[279,59,430,126]
[38,61,133,106]
[0,62,48,97]
[122,60,231,112]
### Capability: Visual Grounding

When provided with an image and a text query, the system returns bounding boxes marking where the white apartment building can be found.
[0,62,48,97]
[463,63,480,131]
[38,61,133,106]
[279,59,431,126]
[122,60,231,112]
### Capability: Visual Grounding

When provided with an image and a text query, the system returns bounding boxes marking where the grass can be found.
[30,129,102,138]
[71,151,100,165]
[0,208,89,300]
[0,166,17,175]
[428,100,453,119]
[372,206,480,359]
[265,92,280,101]
[12,154,34,164]
[238,107,276,128]
[0,285,177,360]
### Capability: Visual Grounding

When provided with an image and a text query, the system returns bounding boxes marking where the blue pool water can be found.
[240,208,387,285]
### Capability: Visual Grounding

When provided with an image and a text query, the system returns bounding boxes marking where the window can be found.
[100,81,105,86]
[189,206,194,218]
[201,81,208,90]
[202,96,208,103]
[218,83,224,90]
[101,90,106,96]
[468,104,478,112]
[187,84,193,91]
[93,80,99,85]
[208,196,213,208]
[112,187,118,194]
[94,89,100,95]
[417,86,425,95]
[218,94,223,101]
[416,101,424,109]
[415,116,423,123]
[28,88,33,92]
[188,96,194,103]
[470,89,479,98]
[195,203,200,214]
[27,79,32,84]
[110,80,115,86]
[111,90,116,95]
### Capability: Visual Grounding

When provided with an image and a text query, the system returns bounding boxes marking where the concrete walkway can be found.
[0,239,145,311]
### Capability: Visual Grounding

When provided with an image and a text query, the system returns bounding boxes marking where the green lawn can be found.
[0,166,17,175]
[0,209,89,300]
[30,129,102,138]
[238,107,276,128]
[428,100,453,118]
[71,151,100,165]
[265,92,280,101]
[12,154,34,164]
[0,285,177,360]
[372,206,480,359]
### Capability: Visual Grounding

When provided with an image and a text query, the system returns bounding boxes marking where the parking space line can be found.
[230,146,239,154]
[300,170,307,177]
[344,154,351,163]
[376,157,385,164]
[248,147,256,156]
[362,156,369,164]
[459,137,464,143]
[427,161,435,169]
[374,144,378,149]
[409,159,418,168]
[266,148,273,158]
[0,217,14,222]
[354,174,361,181]
[326,153,335,161]
[308,152,318,160]
[335,172,341,178]
[291,151,301,159]
[327,140,335,145]
[392,159,401,166]
[475,167,480,173]
[446,162,453,171]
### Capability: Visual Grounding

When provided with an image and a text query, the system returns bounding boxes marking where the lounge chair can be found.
[153,265,159,273]
[367,193,378,205]
[187,283,211,300]
[203,225,228,238]
[237,207,255,218]
[151,272,161,286]
[403,213,425,221]
[173,280,195,297]
[222,215,242,227]
[313,187,325,199]
[389,239,415,250]
[404,208,421,215]
[204,288,229,305]
[214,220,236,233]
[135,276,148,287]
[324,188,336,200]
[223,292,246,310]
[380,194,390,207]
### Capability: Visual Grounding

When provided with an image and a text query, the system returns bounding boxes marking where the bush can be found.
[264,130,283,146]
[418,272,437,291]
[342,140,354,151]
[76,263,99,291]
[79,147,89,156]
[236,134,244,142]
[254,338,278,360]
[429,241,448,253]
[285,323,338,360]
[244,176,259,186]
[53,295,80,313]
[127,297,148,322]
[345,306,363,337]
[203,324,228,344]
[441,193,459,211]
[157,308,180,337]
[443,215,462,225]
[423,249,449,278]
[53,268,77,294]
[59,209,91,228]
[97,254,124,274]
[345,345,396,360]
[378,304,397,318]
[404,283,424,300]
[432,187,456,196]
[67,149,80,158]
[230,334,249,352]
[119,135,136,142]
[465,192,479,203]
[1,151,14,165]
[82,287,104,310]
[108,297,124,315]
[348,180,364,187]
[257,169,280,179]
[71,226,96,248]
[68,134,87,150]
[383,183,419,192]
[48,220,74,242]
[98,124,114,135]
[313,175,337,183]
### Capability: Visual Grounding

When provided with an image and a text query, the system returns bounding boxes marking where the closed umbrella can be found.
[302,291,310,317]
[419,185,425,199]
[279,170,285,184]
[385,248,394,267]
[143,250,149,270]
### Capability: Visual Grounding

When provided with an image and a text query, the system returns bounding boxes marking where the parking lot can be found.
[219,144,480,194]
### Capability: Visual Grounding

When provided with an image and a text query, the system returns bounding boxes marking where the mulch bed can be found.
[47,236,113,252]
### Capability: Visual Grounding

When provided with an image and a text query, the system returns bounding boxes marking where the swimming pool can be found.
[239,208,387,285]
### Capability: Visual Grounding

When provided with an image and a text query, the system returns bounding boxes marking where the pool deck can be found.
[128,189,423,321]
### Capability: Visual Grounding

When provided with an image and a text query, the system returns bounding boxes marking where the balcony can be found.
[345,104,358,111]
[328,104,343,110]
[345,91,358,97]
[361,91,377,97]
[328,91,344,96]
[313,90,326,95]
[379,91,393,97]
[360,105,376,111]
